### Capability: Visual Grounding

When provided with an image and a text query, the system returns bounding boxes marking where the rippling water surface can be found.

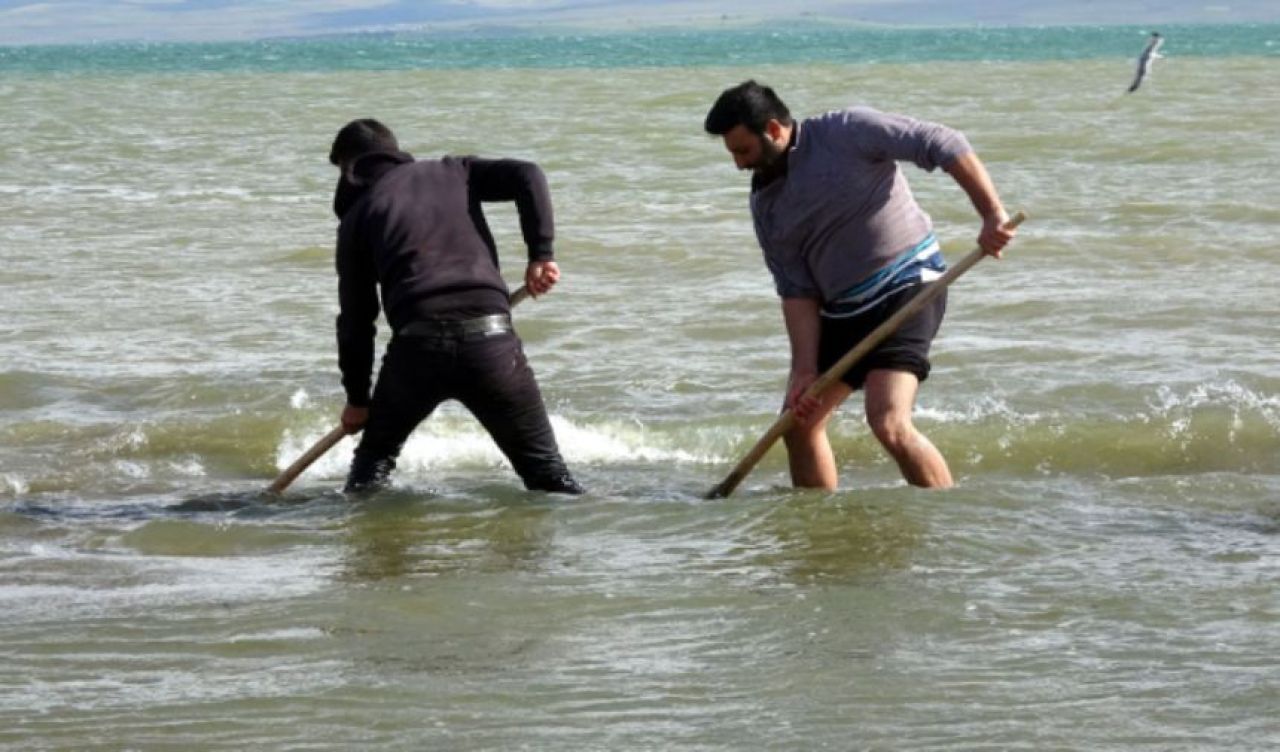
[2,25,1279,750]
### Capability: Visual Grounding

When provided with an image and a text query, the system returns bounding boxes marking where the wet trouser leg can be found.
[345,338,449,492]
[346,332,582,494]
[454,333,583,494]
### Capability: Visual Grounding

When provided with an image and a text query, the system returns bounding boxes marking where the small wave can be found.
[895,379,1280,477]
[551,417,723,464]
[2,474,30,496]
[228,627,326,643]
[1147,380,1280,433]
[6,378,1275,498]
[0,544,335,622]
[274,413,728,486]
[916,394,1046,426]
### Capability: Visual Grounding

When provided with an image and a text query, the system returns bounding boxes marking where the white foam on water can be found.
[16,184,258,203]
[99,426,149,453]
[1149,380,1280,423]
[167,186,254,200]
[393,414,723,473]
[916,395,1044,426]
[550,415,722,464]
[274,425,357,483]
[167,457,207,477]
[113,460,150,479]
[2,473,29,496]
[1146,379,1280,445]
[1,542,336,621]
[18,658,351,715]
[913,380,1280,437]
[398,421,507,471]
[273,412,726,484]
[228,626,327,642]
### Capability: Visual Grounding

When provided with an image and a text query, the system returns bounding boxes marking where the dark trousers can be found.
[346,330,580,493]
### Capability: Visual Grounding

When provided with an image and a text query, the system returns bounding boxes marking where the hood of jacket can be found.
[332,149,414,218]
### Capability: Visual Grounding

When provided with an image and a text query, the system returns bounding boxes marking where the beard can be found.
[751,135,788,182]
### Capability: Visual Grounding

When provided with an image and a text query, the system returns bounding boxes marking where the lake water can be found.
[2,24,1278,750]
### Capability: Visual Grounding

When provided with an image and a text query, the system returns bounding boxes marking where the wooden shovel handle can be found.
[266,424,347,494]
[706,212,1027,499]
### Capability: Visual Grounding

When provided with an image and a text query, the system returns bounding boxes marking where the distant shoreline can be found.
[3,6,1279,48]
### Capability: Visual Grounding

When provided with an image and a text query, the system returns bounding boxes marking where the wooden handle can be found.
[266,424,348,494]
[706,211,1027,499]
[265,284,535,494]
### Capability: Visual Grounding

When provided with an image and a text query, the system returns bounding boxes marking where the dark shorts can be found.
[818,284,947,391]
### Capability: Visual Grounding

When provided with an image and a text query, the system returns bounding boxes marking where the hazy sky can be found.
[1,0,1276,46]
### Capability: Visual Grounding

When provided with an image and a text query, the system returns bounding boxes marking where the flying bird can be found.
[1127,32,1164,93]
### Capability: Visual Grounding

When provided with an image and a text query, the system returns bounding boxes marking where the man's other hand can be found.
[525,260,561,297]
[341,404,368,434]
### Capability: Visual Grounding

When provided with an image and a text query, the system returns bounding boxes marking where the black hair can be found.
[703,80,793,136]
[329,118,398,166]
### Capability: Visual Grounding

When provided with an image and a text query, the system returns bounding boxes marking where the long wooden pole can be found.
[267,424,347,494]
[706,212,1026,499]
[266,284,534,495]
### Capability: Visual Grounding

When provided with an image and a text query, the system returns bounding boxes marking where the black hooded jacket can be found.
[334,151,556,406]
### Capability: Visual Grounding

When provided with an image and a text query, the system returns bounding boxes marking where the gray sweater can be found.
[749,106,972,302]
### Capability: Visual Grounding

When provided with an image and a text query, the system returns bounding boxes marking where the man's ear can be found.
[341,161,364,187]
[764,118,786,144]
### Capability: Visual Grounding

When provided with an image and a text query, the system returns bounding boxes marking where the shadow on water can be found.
[165,487,357,517]
[166,489,301,514]
[3,485,347,524]
[3,483,565,569]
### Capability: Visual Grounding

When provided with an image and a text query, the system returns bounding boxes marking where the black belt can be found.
[396,313,512,339]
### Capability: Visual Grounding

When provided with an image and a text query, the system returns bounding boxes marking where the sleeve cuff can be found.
[528,241,555,262]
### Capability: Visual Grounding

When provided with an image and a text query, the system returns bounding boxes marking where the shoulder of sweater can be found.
[810,104,884,125]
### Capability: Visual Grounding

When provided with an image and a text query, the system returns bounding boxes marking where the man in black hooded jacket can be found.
[329,118,582,494]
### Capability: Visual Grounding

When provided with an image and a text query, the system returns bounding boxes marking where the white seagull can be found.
[1127,32,1164,93]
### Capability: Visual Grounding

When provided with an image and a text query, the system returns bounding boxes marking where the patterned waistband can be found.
[822,234,945,319]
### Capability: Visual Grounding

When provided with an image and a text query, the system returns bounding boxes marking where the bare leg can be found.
[863,369,952,488]
[783,382,853,490]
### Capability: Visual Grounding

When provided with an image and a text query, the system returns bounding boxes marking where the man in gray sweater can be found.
[704,80,1015,490]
